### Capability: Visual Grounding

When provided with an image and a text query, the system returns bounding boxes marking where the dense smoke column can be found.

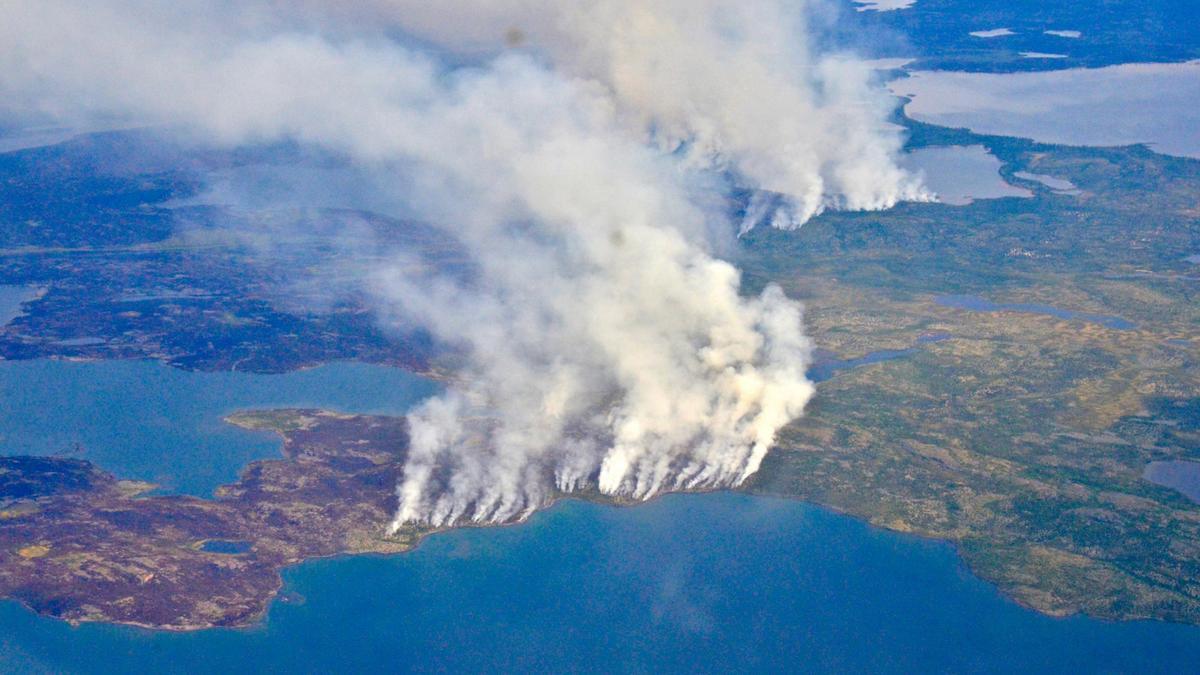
[388,260,816,528]
[301,0,934,229]
[0,0,925,529]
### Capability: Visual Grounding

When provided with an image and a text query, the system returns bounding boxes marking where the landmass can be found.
[0,115,1198,628]
[741,123,1200,623]
[0,411,421,629]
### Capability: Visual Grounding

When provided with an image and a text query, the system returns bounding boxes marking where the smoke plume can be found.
[0,1,927,527]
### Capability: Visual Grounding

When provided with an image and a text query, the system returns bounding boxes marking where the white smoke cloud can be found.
[275,0,934,229]
[0,0,923,527]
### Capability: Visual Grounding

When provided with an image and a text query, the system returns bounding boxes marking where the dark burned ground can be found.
[0,411,422,629]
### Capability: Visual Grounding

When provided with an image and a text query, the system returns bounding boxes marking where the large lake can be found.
[0,359,438,495]
[2,492,1200,673]
[891,61,1200,158]
[1,359,1199,671]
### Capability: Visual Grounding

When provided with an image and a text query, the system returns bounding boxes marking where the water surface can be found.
[1013,171,1080,194]
[892,61,1200,158]
[808,334,950,382]
[199,540,254,555]
[808,348,916,382]
[1144,460,1200,504]
[2,492,1199,673]
[902,145,1032,205]
[0,285,39,325]
[0,359,437,496]
[936,294,1136,329]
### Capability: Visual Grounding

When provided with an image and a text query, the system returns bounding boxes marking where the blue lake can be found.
[808,348,916,382]
[0,285,38,325]
[2,491,1199,673]
[808,334,950,382]
[1144,460,1200,504]
[892,62,1200,160]
[199,540,254,555]
[901,145,1032,206]
[936,294,1136,330]
[1012,171,1081,195]
[0,359,438,496]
